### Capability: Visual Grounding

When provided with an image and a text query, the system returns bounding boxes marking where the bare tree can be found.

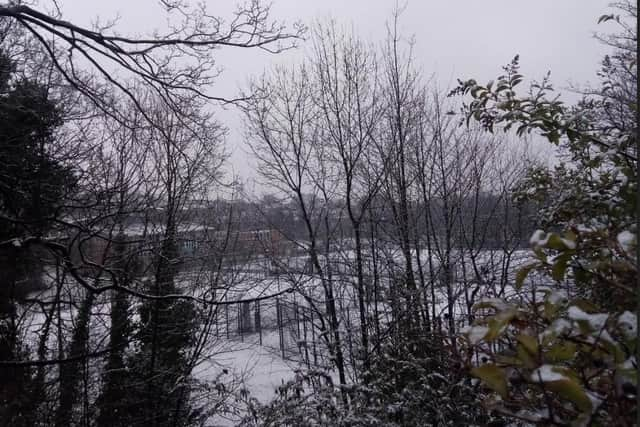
[378,11,425,338]
[0,1,304,125]
[310,21,386,376]
[243,64,349,390]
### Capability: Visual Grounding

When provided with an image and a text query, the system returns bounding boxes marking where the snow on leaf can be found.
[541,318,573,342]
[471,364,508,398]
[560,238,576,250]
[598,329,617,346]
[547,290,568,306]
[476,298,508,310]
[567,306,608,331]
[586,391,604,414]
[530,366,593,412]
[530,365,567,383]
[547,377,593,412]
[529,229,549,247]
[463,325,489,345]
[617,311,637,338]
[617,230,636,255]
[516,409,547,422]
[621,356,636,370]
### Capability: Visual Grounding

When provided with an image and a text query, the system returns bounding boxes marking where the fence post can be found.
[294,299,301,339]
[215,308,219,338]
[256,300,262,346]
[225,303,229,340]
[276,296,285,359]
[239,303,244,342]
[310,309,318,366]
[302,306,310,368]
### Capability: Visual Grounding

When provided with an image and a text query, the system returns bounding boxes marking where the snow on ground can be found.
[20,246,535,425]
[193,332,298,426]
[217,343,293,401]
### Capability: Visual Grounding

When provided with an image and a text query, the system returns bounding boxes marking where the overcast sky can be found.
[58,0,613,189]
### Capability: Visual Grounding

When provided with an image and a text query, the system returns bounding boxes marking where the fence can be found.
[210,291,330,369]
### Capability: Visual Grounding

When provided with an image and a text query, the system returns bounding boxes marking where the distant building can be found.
[65,222,287,276]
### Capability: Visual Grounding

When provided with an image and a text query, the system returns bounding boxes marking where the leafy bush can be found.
[241,336,503,426]
[455,4,638,423]
[462,230,637,425]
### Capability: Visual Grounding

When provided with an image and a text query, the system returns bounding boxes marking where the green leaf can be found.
[546,233,569,250]
[546,342,576,362]
[533,247,547,263]
[601,339,625,364]
[573,266,589,284]
[516,344,536,368]
[564,229,577,243]
[543,300,560,321]
[547,130,560,144]
[516,334,538,355]
[471,364,508,398]
[566,128,580,141]
[546,378,592,412]
[494,354,523,366]
[485,317,507,341]
[515,263,536,289]
[551,253,572,282]
[573,299,599,313]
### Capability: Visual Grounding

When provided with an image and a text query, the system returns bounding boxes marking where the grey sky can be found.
[58,0,613,188]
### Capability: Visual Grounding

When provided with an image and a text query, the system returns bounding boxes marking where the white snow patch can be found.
[586,391,604,414]
[541,318,572,340]
[617,230,636,254]
[598,329,616,345]
[621,356,636,370]
[618,311,637,337]
[515,409,545,422]
[530,365,568,383]
[576,224,596,233]
[568,306,608,331]
[561,238,576,250]
[529,229,549,247]
[476,297,510,311]
[462,325,489,345]
[547,290,568,306]
[193,338,297,426]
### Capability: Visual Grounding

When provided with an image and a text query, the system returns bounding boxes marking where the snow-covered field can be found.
[17,246,533,424]
[193,334,296,426]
